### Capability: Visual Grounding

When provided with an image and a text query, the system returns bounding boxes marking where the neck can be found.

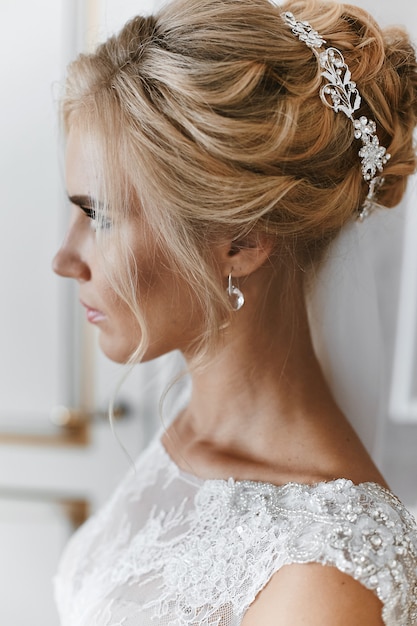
[165,265,384,486]
[180,269,337,449]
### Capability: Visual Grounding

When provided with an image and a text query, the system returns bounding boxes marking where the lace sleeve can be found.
[227,479,417,625]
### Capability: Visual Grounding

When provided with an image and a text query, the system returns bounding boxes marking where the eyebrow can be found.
[68,194,105,212]
[68,194,98,208]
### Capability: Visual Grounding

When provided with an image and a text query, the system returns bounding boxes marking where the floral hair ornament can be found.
[280,11,391,221]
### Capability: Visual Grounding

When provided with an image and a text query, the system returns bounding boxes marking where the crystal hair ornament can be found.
[281,11,391,221]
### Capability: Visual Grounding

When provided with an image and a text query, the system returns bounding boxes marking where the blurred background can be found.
[0,0,416,623]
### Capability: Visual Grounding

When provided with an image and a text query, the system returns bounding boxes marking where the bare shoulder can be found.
[241,562,385,626]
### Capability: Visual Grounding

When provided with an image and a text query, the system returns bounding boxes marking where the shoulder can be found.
[241,562,385,626]
[225,479,417,625]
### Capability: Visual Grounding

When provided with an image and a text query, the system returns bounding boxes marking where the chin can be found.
[98,334,139,364]
[98,332,169,365]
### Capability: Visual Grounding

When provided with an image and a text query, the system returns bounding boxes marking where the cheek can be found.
[94,225,200,360]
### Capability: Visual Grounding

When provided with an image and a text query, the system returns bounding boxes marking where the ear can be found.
[216,232,275,278]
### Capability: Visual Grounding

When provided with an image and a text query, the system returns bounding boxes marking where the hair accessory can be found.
[281,11,391,221]
[227,273,245,311]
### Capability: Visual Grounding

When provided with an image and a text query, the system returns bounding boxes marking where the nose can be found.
[52,230,91,282]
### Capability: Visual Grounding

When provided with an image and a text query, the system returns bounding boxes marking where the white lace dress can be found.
[54,433,417,626]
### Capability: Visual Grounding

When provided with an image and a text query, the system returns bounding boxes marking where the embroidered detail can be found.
[54,438,417,626]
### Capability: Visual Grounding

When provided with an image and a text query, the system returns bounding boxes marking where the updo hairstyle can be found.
[62,0,417,360]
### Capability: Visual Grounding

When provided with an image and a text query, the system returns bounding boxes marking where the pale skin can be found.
[53,126,388,625]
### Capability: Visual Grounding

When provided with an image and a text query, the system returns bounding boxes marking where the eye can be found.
[80,205,112,230]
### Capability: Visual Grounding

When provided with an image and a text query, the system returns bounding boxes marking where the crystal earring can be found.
[227,273,245,311]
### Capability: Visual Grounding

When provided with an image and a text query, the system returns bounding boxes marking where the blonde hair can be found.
[62,0,417,362]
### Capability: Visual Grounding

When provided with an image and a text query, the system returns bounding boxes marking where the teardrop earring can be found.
[227,273,245,311]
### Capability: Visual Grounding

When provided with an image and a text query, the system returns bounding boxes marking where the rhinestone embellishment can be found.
[281,11,391,221]
[227,274,245,311]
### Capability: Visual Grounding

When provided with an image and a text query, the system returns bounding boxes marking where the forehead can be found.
[65,127,98,197]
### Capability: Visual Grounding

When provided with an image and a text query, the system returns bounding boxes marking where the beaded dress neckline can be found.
[54,432,417,626]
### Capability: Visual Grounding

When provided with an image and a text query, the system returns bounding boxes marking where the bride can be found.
[53,0,417,624]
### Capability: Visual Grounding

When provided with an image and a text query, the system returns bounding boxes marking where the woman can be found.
[53,0,417,624]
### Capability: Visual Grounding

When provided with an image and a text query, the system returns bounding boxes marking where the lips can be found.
[80,300,106,324]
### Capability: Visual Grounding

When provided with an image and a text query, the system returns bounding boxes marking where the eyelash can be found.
[80,206,112,230]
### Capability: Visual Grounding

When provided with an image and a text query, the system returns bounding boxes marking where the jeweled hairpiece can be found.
[281,11,391,220]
